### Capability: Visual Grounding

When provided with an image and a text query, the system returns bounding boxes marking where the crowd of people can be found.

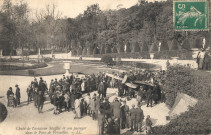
[6,69,166,134]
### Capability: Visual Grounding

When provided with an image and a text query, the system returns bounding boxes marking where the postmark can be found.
[173,0,209,31]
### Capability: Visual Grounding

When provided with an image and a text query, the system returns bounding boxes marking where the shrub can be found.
[101,55,114,65]
[87,46,93,55]
[112,46,118,53]
[132,42,140,53]
[77,48,82,56]
[28,70,35,76]
[118,45,124,53]
[71,49,77,56]
[149,43,158,53]
[153,99,211,134]
[105,45,112,54]
[192,37,203,48]
[169,39,180,51]
[181,38,191,50]
[141,41,148,52]
[0,63,47,71]
[100,45,105,54]
[153,65,211,134]
[82,48,87,55]
[22,50,30,57]
[93,47,98,55]
[162,65,211,107]
[160,41,169,51]
[43,57,53,63]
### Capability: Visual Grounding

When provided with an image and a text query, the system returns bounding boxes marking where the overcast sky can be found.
[0,0,163,19]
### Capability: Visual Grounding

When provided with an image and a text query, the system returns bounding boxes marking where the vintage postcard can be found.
[0,0,210,135]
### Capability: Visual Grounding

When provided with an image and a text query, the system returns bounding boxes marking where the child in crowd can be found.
[146,115,153,134]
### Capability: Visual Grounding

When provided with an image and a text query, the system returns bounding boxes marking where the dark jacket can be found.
[111,101,121,118]
[129,108,136,120]
[106,120,115,134]
[15,87,21,98]
[146,117,152,126]
[136,108,144,122]
[98,82,104,94]
[7,90,14,98]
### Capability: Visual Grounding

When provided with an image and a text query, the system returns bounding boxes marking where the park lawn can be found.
[0,59,160,76]
[0,61,120,76]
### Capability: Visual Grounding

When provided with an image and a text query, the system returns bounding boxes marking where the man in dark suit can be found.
[102,80,108,98]
[135,104,144,132]
[15,84,21,105]
[37,91,44,113]
[120,100,129,129]
[111,97,121,119]
[98,81,104,98]
[111,97,121,133]
[103,97,111,119]
[129,104,136,131]
[146,87,153,107]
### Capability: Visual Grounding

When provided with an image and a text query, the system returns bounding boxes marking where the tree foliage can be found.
[1,0,210,57]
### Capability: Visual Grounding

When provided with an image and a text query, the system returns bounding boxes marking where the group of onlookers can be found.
[6,69,165,134]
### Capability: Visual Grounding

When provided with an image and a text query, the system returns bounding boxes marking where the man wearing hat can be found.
[120,100,129,129]
[129,104,136,131]
[110,97,121,133]
[111,97,121,119]
[33,78,39,88]
[98,80,104,98]
[15,84,21,105]
[135,104,144,132]
[146,87,153,107]
[103,97,111,119]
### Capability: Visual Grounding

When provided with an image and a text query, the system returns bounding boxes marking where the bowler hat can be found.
[9,87,12,90]
[15,84,18,87]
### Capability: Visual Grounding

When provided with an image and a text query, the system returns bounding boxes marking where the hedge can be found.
[153,99,211,134]
[162,65,211,107]
[153,65,211,134]
[91,50,193,60]
[0,63,47,71]
[101,55,114,65]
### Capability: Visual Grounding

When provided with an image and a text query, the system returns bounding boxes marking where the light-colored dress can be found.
[74,99,81,118]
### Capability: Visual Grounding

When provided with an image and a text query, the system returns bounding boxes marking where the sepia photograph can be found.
[0,0,210,135]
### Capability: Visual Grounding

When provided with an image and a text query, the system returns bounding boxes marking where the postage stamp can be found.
[174,0,209,31]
